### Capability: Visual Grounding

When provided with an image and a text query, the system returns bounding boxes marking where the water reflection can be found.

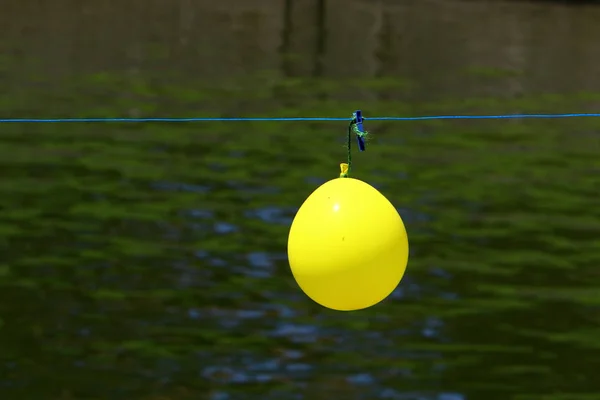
[1,0,600,399]
[149,169,454,399]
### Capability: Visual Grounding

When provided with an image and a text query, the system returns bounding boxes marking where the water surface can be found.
[1,1,600,399]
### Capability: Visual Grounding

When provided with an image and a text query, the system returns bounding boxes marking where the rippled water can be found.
[1,1,600,399]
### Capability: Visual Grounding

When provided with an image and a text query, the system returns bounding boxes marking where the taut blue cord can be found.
[0,113,599,123]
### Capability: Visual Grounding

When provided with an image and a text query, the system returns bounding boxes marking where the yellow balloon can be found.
[287,175,409,311]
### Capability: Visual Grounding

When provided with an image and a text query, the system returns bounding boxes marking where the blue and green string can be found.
[340,110,369,178]
[1,113,599,123]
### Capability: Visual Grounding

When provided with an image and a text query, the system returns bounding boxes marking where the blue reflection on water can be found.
[145,179,461,400]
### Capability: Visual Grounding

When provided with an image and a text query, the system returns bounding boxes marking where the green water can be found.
[1,1,600,399]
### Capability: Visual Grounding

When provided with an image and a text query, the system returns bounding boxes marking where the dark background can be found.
[1,0,600,399]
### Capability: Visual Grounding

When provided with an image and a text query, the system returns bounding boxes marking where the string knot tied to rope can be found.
[341,110,370,178]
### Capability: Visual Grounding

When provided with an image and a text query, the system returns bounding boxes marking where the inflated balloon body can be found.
[288,111,409,311]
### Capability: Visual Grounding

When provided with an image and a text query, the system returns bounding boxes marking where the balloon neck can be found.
[339,163,349,178]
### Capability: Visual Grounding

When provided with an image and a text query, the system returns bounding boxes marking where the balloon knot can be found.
[340,163,349,178]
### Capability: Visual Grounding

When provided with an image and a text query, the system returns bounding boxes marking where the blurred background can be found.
[1,0,600,399]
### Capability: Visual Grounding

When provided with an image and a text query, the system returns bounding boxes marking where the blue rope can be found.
[0,113,599,123]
